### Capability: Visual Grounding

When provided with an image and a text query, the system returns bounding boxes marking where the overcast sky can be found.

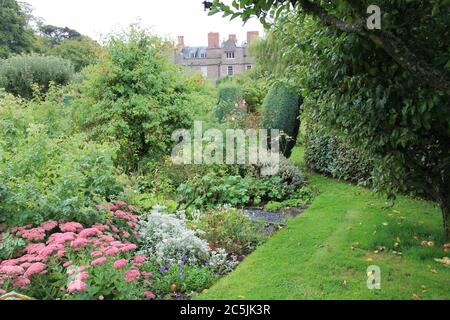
[24,0,265,46]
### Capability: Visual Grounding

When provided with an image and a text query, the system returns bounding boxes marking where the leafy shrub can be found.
[73,29,194,171]
[178,158,305,209]
[265,186,315,212]
[249,155,305,194]
[151,262,216,296]
[195,208,269,257]
[215,82,244,122]
[0,54,74,99]
[137,207,211,266]
[177,172,281,209]
[0,232,26,260]
[262,83,302,158]
[49,37,102,72]
[305,125,373,186]
[0,127,123,226]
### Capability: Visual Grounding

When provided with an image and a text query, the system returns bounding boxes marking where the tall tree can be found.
[0,0,32,58]
[208,0,450,95]
[38,24,82,46]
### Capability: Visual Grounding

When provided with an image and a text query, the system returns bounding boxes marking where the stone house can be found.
[173,31,259,83]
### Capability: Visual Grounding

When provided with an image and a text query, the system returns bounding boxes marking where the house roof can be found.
[180,46,207,59]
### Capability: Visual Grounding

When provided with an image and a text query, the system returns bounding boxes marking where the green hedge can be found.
[0,54,74,98]
[215,82,244,122]
[262,83,302,158]
[305,125,373,186]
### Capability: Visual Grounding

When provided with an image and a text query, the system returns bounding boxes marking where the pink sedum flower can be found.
[0,265,25,275]
[124,270,140,282]
[21,227,46,241]
[24,262,46,278]
[113,259,128,269]
[40,220,58,232]
[67,279,87,294]
[71,238,89,247]
[78,228,100,238]
[120,244,137,252]
[63,261,73,268]
[91,257,107,266]
[134,256,146,263]
[60,222,84,233]
[144,291,156,300]
[12,277,30,289]
[104,247,120,256]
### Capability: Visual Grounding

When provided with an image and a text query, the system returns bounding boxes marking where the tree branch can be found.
[299,0,450,95]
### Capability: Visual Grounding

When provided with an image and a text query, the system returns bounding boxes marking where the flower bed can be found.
[0,202,282,300]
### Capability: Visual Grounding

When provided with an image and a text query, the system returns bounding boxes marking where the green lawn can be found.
[198,148,450,300]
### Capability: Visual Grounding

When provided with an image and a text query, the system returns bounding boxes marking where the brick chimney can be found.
[208,32,220,48]
[177,36,185,47]
[229,34,237,44]
[247,31,259,47]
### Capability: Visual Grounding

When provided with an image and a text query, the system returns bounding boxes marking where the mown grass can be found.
[198,148,450,300]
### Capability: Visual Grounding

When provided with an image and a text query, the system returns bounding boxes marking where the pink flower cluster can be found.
[0,201,143,293]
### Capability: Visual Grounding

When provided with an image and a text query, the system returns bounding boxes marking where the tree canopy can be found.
[0,0,33,58]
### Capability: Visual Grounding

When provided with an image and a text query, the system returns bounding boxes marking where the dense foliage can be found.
[215,82,244,123]
[0,90,123,226]
[262,83,302,158]
[48,37,102,72]
[177,157,305,210]
[0,54,74,98]
[0,0,32,58]
[305,124,373,186]
[74,30,195,171]
[210,0,450,239]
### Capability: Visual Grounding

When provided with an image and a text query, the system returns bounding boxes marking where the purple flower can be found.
[181,254,187,262]
[159,267,166,273]
[178,261,184,268]
[180,272,185,280]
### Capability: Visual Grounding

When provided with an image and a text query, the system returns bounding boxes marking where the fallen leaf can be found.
[412,293,421,300]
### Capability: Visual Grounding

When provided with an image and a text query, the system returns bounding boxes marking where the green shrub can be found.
[0,232,26,260]
[305,125,373,186]
[195,208,268,256]
[73,29,194,171]
[262,83,302,158]
[264,201,284,212]
[177,159,305,209]
[215,82,244,122]
[49,37,102,72]
[0,128,123,226]
[265,186,315,212]
[151,263,216,296]
[0,54,74,98]
[0,91,124,226]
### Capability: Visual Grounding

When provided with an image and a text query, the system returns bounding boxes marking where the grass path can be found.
[198,149,450,300]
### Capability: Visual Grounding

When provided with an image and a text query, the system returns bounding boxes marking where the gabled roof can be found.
[180,46,207,59]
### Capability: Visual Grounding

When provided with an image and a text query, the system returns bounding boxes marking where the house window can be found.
[200,52,206,58]
[201,66,208,78]
[246,65,252,70]
[227,66,234,76]
[226,51,235,59]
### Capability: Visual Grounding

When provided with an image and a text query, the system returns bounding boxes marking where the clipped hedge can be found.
[215,82,244,122]
[305,125,373,186]
[0,54,74,99]
[262,83,302,158]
